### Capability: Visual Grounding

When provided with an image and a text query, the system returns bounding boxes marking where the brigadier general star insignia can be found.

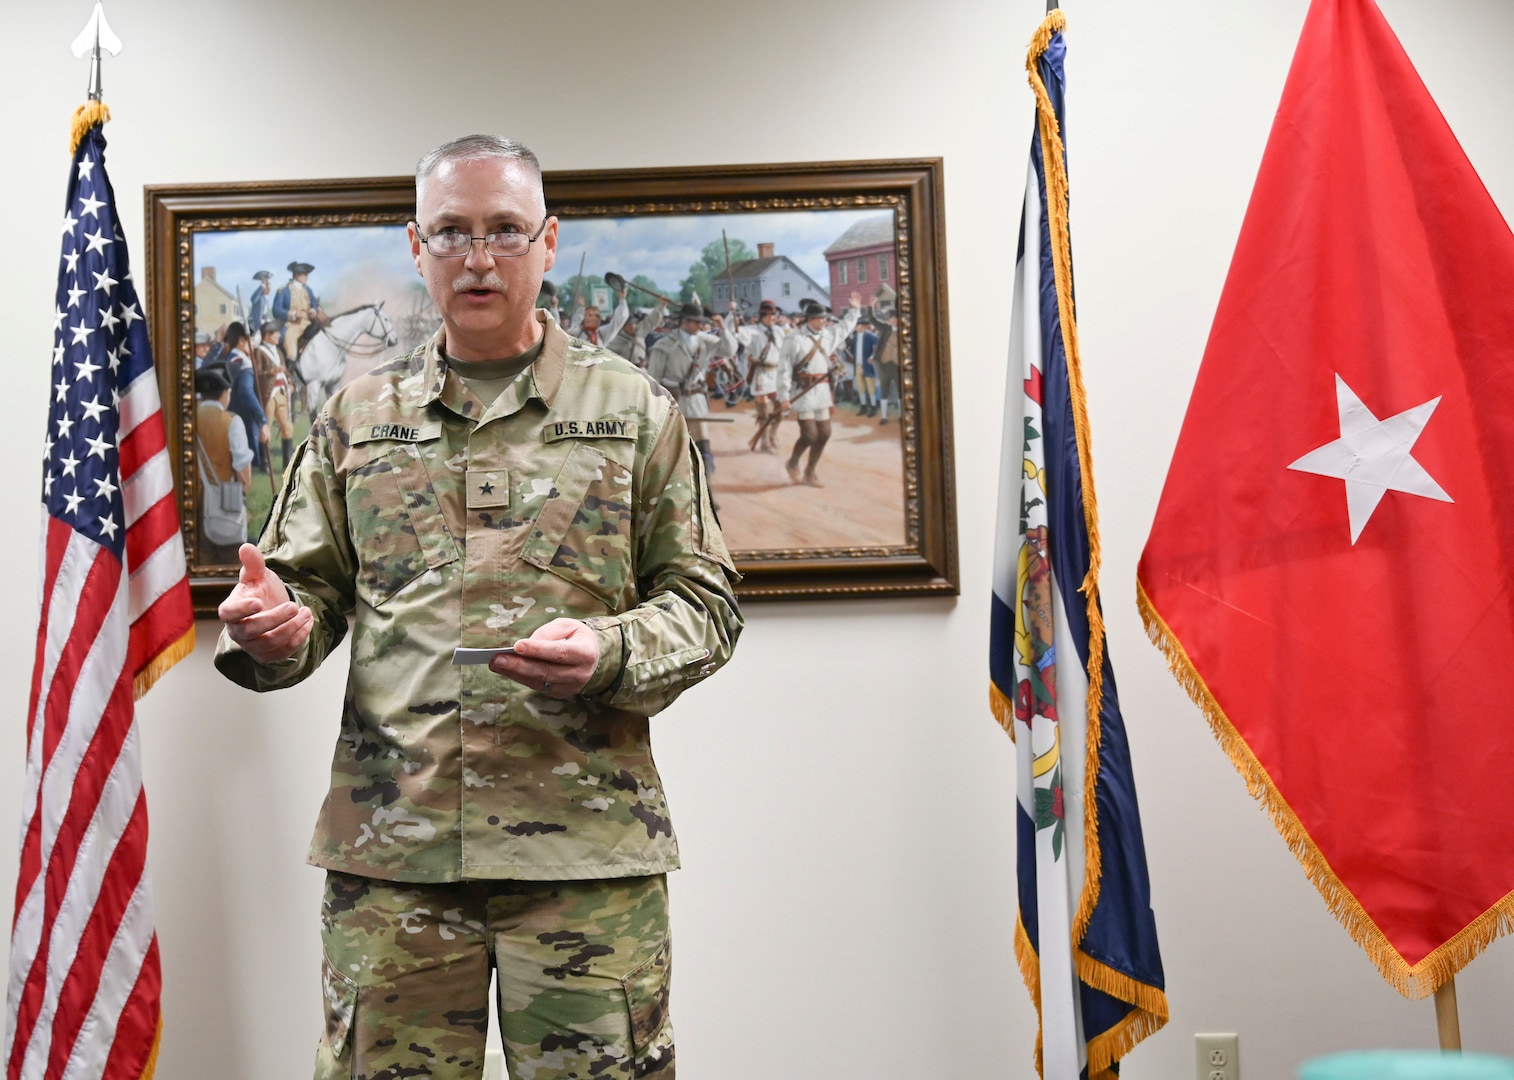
[1287,373,1452,545]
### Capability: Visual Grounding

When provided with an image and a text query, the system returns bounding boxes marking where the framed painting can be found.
[145,158,957,614]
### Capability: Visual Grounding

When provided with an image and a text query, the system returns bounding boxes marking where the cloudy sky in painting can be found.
[193,225,421,317]
[550,208,890,297]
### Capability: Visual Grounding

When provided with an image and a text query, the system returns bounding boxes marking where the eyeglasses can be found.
[412,218,549,258]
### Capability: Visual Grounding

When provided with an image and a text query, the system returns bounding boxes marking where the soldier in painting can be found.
[247,269,274,335]
[213,134,741,1080]
[728,298,787,453]
[566,276,631,347]
[194,364,251,564]
[777,291,862,486]
[645,300,736,477]
[254,319,296,471]
[876,307,901,425]
[849,313,881,417]
[599,273,663,366]
[221,321,272,472]
[273,260,324,363]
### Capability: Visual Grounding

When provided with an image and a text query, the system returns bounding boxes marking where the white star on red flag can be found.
[1287,374,1452,544]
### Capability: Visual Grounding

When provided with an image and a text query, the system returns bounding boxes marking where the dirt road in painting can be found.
[703,399,906,552]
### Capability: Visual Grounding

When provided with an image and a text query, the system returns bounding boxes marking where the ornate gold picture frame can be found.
[145,159,957,613]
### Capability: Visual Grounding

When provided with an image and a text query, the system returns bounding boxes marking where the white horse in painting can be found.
[293,301,399,419]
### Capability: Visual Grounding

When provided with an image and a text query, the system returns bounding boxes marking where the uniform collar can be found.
[420,309,569,418]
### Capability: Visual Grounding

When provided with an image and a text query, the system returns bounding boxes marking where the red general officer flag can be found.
[1137,0,1514,997]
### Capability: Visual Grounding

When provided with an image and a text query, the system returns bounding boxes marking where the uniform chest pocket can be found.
[347,442,459,607]
[520,441,634,610]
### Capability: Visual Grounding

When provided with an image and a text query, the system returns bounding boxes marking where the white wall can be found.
[2,1,1513,1077]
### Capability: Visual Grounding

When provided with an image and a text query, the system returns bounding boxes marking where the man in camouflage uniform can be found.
[215,134,742,1080]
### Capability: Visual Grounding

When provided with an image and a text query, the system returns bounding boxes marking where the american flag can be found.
[6,108,194,1080]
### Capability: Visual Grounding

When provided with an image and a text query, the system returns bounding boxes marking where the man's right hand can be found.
[218,544,313,664]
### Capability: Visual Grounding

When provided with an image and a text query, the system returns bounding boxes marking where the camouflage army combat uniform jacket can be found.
[215,312,742,883]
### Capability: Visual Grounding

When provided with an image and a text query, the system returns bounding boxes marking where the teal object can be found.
[1302,1052,1514,1079]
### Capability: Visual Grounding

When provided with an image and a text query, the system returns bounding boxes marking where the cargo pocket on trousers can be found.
[621,939,674,1074]
[320,952,358,1065]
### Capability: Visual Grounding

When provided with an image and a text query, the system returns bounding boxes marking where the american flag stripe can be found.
[116,431,167,505]
[16,537,95,902]
[19,641,132,946]
[41,544,122,796]
[8,108,193,1080]
[22,520,74,813]
[19,530,101,851]
[123,595,188,685]
[115,371,157,440]
[15,735,142,1080]
[62,878,157,1080]
[45,553,122,759]
[122,501,178,591]
[43,778,147,1078]
[98,939,159,1080]
[12,568,130,1075]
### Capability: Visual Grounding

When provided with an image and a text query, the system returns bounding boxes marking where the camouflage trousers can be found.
[315,871,674,1080]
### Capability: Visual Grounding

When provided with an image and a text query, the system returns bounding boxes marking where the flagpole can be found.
[85,29,102,101]
[1434,977,1461,1051]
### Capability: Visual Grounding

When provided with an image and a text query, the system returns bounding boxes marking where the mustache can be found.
[451,271,508,294]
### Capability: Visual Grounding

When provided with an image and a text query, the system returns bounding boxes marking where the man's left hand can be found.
[491,618,599,698]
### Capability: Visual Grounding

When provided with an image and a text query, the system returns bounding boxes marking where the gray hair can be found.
[414,134,544,216]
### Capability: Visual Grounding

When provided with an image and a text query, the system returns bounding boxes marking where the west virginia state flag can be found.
[991,12,1167,1077]
[1139,0,1514,997]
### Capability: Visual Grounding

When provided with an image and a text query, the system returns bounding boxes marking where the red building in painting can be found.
[823,214,896,311]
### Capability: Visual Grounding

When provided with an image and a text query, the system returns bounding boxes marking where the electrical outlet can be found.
[1195,1033,1239,1080]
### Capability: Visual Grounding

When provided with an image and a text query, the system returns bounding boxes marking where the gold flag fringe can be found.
[1014,915,1171,1079]
[138,1015,161,1079]
[133,627,195,702]
[990,682,1016,739]
[1085,1004,1164,1080]
[69,101,110,156]
[1026,8,1108,949]
[1013,915,1045,1078]
[1077,948,1170,1076]
[1137,578,1514,998]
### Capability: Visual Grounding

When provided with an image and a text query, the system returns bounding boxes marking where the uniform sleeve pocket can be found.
[348,443,458,607]
[620,938,673,1070]
[320,952,358,1062]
